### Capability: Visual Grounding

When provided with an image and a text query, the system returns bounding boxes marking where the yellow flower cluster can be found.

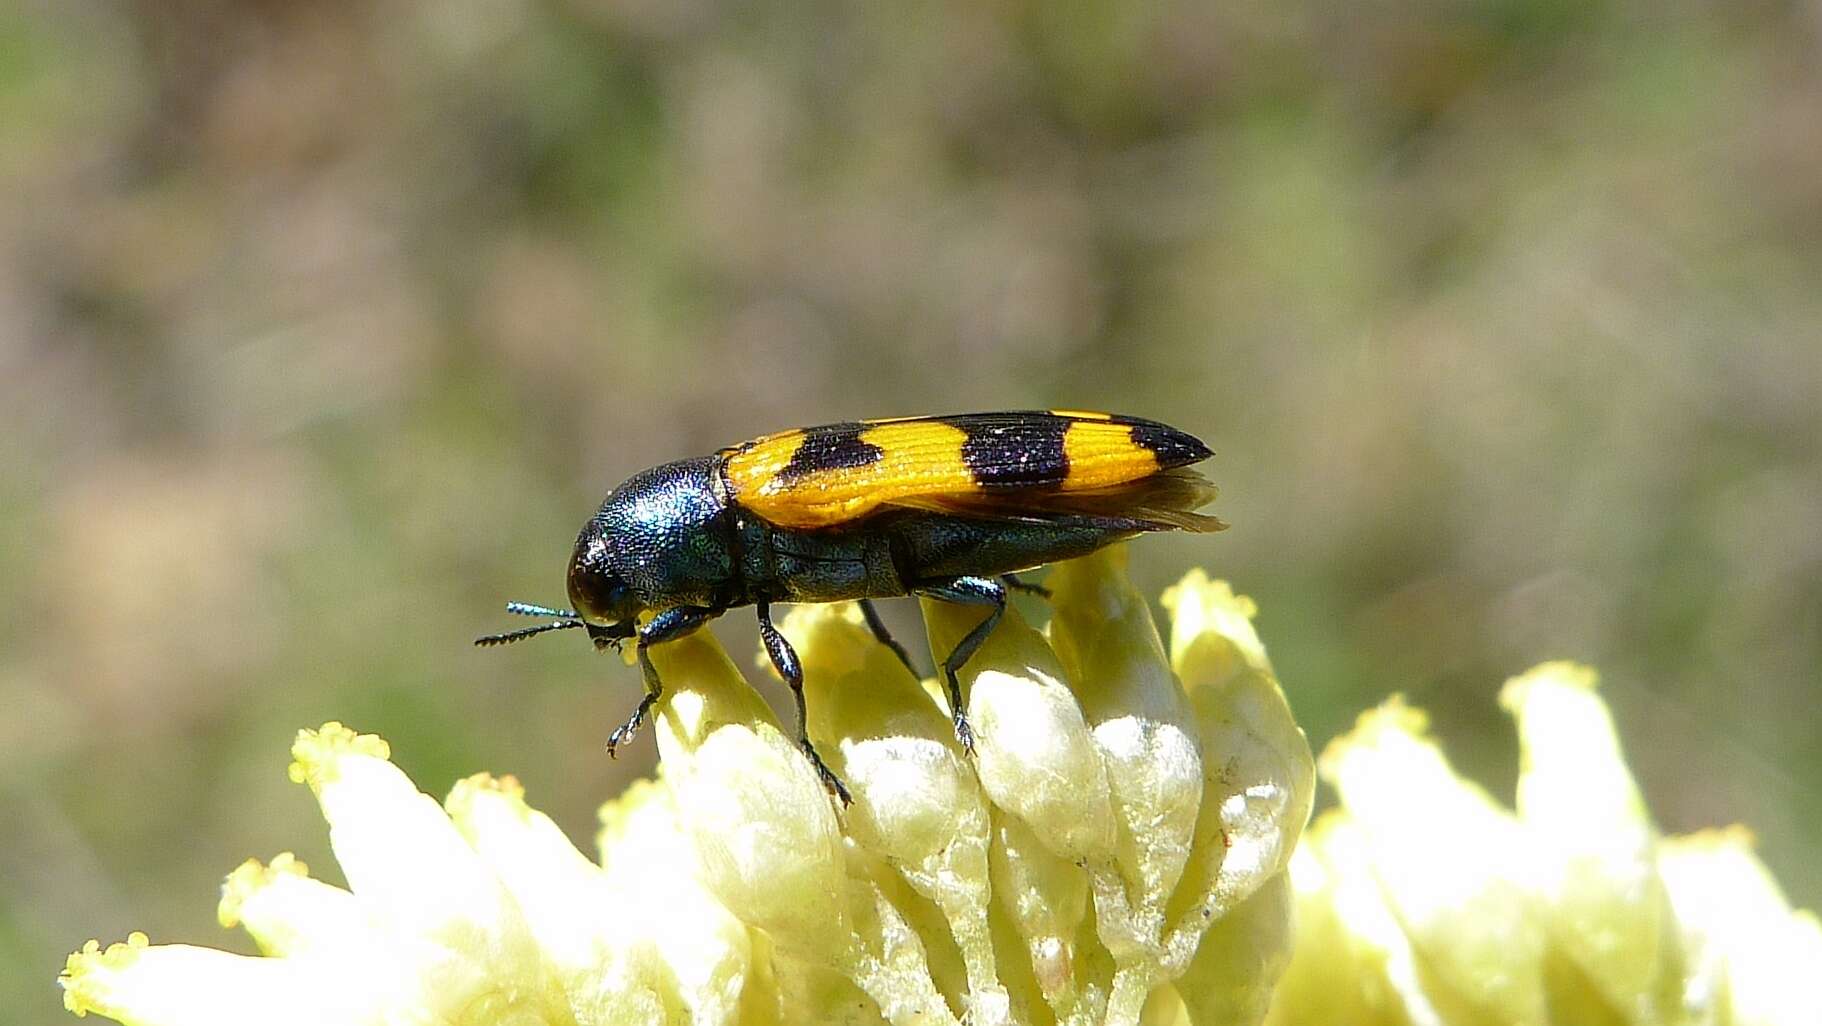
[61,548,1315,1026]
[1267,663,1822,1026]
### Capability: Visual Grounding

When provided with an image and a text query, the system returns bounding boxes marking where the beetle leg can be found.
[607,605,719,758]
[606,649,663,758]
[1000,572,1051,598]
[757,602,852,805]
[913,575,1007,756]
[857,599,919,678]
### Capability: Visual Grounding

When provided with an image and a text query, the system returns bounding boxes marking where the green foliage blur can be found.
[5,0,1819,1019]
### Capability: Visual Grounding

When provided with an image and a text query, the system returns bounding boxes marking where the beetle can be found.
[477,410,1223,803]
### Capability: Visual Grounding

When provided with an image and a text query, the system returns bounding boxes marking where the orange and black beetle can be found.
[478,410,1222,802]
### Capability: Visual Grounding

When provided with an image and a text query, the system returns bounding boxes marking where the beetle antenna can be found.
[506,601,577,618]
[475,619,585,647]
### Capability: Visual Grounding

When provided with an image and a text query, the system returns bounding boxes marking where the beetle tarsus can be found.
[605,694,655,757]
[952,714,977,756]
[606,645,669,757]
[801,739,852,805]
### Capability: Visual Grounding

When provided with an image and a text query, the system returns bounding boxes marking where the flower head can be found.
[61,547,1315,1026]
[1266,662,1822,1026]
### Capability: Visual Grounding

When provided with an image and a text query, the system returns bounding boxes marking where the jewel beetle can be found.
[477,410,1223,803]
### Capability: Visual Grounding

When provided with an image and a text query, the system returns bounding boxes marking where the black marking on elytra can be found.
[1120,416,1212,468]
[946,412,1071,489]
[778,422,885,483]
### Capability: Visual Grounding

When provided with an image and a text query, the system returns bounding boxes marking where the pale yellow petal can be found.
[921,596,1117,866]
[211,852,403,1014]
[446,772,707,1025]
[445,773,617,975]
[217,853,370,960]
[651,630,956,1026]
[288,722,571,1025]
[782,601,1009,1026]
[650,631,847,954]
[1265,812,1444,1026]
[1659,827,1822,1026]
[838,842,971,1026]
[1501,662,1684,1020]
[594,776,760,1026]
[988,807,1096,1020]
[1261,840,1362,1026]
[922,592,1120,1024]
[596,775,672,865]
[1321,700,1546,1025]
[1159,570,1269,681]
[1157,571,1312,984]
[61,934,373,1026]
[769,948,893,1026]
[1048,547,1203,1023]
[1172,871,1292,1026]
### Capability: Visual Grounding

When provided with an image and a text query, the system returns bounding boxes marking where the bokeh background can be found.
[6,0,1820,1019]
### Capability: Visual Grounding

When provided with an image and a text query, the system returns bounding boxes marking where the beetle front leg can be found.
[606,605,720,758]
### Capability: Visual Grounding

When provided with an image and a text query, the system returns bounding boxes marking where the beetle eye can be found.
[566,545,631,624]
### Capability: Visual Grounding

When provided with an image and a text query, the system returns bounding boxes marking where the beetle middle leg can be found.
[914,575,1007,755]
[607,605,719,758]
[857,599,919,678]
[757,601,852,805]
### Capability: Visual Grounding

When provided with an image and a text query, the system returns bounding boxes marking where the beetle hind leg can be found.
[913,575,1008,756]
[757,602,852,805]
[1000,572,1050,598]
[858,599,920,678]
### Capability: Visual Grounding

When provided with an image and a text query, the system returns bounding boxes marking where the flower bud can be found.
[1157,572,1312,978]
[1319,700,1548,1023]
[779,602,1008,1025]
[216,854,364,961]
[1502,662,1683,1018]
[1659,827,1822,1026]
[1048,548,1203,1020]
[651,630,958,1025]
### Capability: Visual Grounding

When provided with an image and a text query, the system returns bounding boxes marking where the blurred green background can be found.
[5,0,1820,1019]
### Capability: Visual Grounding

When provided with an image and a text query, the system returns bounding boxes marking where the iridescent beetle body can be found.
[479,411,1222,802]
